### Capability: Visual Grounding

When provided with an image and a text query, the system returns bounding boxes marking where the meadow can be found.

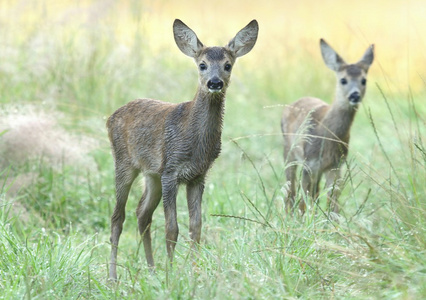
[0,0,425,299]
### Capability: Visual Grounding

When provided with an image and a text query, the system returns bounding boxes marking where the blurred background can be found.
[1,0,424,155]
[1,0,425,100]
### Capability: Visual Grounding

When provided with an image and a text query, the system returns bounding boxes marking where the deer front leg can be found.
[186,180,204,245]
[325,168,342,214]
[161,173,179,264]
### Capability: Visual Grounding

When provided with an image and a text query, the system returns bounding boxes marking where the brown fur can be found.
[107,19,258,280]
[281,39,374,215]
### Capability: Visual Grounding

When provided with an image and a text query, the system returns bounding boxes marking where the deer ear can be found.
[173,19,204,58]
[320,39,346,72]
[357,44,374,71]
[227,20,258,58]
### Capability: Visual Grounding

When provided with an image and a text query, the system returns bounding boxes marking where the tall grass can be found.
[0,0,425,299]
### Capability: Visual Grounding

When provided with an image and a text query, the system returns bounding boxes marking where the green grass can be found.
[1,1,425,299]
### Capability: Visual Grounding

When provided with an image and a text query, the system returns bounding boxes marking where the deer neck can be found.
[321,95,357,141]
[190,88,225,145]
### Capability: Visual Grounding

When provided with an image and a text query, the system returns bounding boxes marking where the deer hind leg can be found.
[300,168,311,214]
[325,168,342,214]
[283,139,298,213]
[284,163,297,213]
[161,172,179,264]
[109,162,138,280]
[301,167,320,214]
[136,174,162,268]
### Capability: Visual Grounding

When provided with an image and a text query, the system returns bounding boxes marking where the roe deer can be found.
[281,39,374,215]
[107,19,258,280]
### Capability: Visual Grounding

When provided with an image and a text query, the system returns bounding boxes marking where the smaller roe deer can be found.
[281,39,374,215]
[107,19,258,280]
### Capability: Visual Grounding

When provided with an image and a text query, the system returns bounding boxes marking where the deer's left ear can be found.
[357,44,374,71]
[173,19,204,58]
[320,39,347,72]
[227,20,259,58]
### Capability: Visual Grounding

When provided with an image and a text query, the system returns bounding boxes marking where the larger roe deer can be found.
[281,39,374,215]
[107,19,258,280]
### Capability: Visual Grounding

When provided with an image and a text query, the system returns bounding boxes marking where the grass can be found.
[1,0,425,299]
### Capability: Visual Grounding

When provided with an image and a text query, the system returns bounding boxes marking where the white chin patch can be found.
[209,89,222,93]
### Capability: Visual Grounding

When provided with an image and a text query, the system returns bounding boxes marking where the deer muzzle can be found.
[348,91,361,105]
[207,77,224,92]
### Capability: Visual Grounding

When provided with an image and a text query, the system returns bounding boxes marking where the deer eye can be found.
[199,63,207,71]
[224,63,232,72]
[361,78,367,85]
[340,78,348,85]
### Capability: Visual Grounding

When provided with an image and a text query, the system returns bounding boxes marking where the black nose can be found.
[349,92,361,103]
[207,77,224,91]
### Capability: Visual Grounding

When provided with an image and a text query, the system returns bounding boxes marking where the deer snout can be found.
[207,77,224,92]
[348,91,361,105]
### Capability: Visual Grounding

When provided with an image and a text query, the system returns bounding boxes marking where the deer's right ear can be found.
[357,44,374,71]
[320,39,346,72]
[173,19,204,58]
[227,20,259,58]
